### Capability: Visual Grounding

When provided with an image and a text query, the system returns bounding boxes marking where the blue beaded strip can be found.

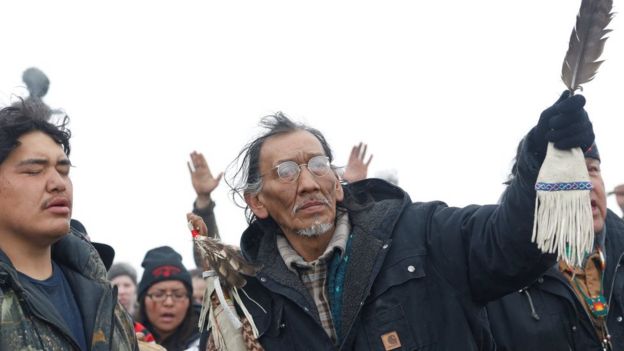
[535,181,592,191]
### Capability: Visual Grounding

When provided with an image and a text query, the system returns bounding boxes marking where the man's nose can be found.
[46,170,68,192]
[297,166,321,191]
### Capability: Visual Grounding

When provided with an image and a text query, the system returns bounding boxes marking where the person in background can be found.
[137,246,200,351]
[0,102,138,350]
[108,262,167,349]
[189,268,207,305]
[109,262,139,317]
[610,183,624,218]
[487,142,624,350]
[340,142,399,186]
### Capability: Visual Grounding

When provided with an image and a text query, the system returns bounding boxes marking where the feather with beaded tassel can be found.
[532,0,614,268]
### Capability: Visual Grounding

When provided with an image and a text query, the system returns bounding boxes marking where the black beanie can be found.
[138,246,192,299]
[584,142,600,162]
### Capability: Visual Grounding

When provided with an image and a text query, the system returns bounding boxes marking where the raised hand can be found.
[530,91,594,160]
[342,142,373,183]
[187,151,223,209]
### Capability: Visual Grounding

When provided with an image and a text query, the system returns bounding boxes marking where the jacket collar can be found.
[240,179,409,264]
[0,229,105,277]
[239,179,411,330]
[52,228,109,282]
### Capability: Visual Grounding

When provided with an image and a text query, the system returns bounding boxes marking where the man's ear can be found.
[245,192,269,219]
[335,180,344,202]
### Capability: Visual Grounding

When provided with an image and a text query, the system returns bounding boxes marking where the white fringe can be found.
[531,143,594,268]
[198,270,216,332]
[198,271,253,350]
[231,288,260,338]
[213,277,243,330]
[532,190,594,266]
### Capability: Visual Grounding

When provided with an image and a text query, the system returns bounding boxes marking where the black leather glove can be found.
[529,90,595,159]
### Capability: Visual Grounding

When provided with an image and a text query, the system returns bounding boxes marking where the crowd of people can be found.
[2,69,624,350]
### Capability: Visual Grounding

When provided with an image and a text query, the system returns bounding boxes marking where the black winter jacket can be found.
[487,210,624,351]
[214,141,554,351]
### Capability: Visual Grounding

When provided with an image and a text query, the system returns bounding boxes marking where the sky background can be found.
[1,1,623,276]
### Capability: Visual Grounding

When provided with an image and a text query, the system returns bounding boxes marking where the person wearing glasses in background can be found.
[137,246,200,351]
[201,100,595,351]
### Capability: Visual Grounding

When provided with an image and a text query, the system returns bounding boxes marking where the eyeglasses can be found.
[268,155,332,183]
[145,290,188,303]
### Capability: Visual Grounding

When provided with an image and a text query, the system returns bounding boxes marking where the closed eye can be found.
[57,166,71,176]
[23,168,43,175]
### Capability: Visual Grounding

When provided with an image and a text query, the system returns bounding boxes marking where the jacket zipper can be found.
[108,285,118,351]
[17,292,46,349]
[602,251,624,350]
[337,240,391,350]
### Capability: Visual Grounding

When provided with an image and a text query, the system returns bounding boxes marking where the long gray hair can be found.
[227,112,335,225]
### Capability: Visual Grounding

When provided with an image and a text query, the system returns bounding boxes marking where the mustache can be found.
[292,195,331,214]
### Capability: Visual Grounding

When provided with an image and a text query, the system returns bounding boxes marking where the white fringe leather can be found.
[198,270,256,350]
[532,143,594,268]
[213,277,242,330]
[232,288,260,338]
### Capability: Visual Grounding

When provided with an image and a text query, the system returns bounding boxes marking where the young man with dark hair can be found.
[0,103,138,350]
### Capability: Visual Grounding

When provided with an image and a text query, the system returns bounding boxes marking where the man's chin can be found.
[47,225,71,241]
[296,222,334,237]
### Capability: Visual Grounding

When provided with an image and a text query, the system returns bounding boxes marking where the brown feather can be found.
[561,0,614,92]
[193,236,259,289]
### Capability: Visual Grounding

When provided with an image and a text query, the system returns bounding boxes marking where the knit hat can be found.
[138,246,192,298]
[108,262,138,285]
[584,142,600,162]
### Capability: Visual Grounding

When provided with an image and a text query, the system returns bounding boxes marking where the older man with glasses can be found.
[202,97,595,351]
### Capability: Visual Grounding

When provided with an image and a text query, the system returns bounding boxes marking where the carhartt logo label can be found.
[152,265,181,278]
[381,331,401,350]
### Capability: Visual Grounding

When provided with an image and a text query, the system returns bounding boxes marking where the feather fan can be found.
[193,235,258,290]
[187,214,263,350]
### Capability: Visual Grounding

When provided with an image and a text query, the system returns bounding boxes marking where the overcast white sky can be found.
[1,1,623,275]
